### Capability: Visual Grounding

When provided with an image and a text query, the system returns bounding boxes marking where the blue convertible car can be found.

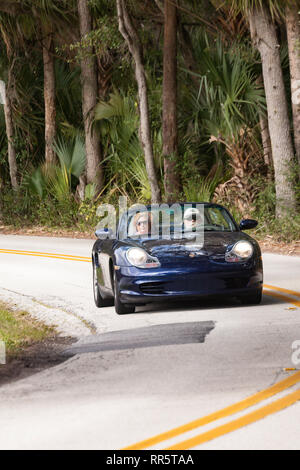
[92,203,263,314]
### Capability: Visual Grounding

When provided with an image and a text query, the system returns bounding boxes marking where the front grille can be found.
[139,282,166,294]
[222,277,249,289]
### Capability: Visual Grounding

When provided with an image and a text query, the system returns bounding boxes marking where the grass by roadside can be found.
[0,302,73,385]
[0,303,55,356]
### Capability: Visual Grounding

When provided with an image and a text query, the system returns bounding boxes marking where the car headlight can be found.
[225,241,253,262]
[126,248,160,268]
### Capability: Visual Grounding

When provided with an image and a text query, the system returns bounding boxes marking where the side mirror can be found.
[95,228,114,239]
[239,219,258,231]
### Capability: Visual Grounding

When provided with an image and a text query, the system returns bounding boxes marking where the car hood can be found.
[140,231,249,251]
[123,231,256,265]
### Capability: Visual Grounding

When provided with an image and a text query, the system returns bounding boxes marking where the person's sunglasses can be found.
[137,220,148,226]
[185,215,197,221]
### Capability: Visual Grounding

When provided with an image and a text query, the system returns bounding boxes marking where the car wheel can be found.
[238,289,262,305]
[113,271,135,315]
[93,260,113,308]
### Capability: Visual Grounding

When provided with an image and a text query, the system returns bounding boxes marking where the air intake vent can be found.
[139,282,165,294]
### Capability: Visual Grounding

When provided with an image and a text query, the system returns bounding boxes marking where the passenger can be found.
[134,211,153,236]
[183,208,203,232]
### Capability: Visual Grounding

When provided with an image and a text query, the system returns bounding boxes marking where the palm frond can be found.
[22,167,46,198]
[45,163,71,203]
[53,137,73,170]
[53,136,86,178]
[70,136,86,178]
[227,0,285,20]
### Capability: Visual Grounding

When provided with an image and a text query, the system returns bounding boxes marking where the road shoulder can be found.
[0,301,73,386]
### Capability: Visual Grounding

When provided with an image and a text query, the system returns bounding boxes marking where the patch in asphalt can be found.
[65,321,215,355]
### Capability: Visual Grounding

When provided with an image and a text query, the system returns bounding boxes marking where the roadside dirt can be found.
[258,237,300,256]
[0,336,74,387]
[0,225,95,240]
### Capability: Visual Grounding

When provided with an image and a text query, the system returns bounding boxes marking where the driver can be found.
[183,207,204,232]
[133,211,153,236]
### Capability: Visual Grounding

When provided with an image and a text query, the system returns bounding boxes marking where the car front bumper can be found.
[116,264,263,304]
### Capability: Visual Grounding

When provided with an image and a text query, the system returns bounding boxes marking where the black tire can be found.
[93,261,114,308]
[113,271,135,315]
[238,289,262,305]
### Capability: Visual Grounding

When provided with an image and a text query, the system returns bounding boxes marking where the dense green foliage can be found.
[0,0,299,242]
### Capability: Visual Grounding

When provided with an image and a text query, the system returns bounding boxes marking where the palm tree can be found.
[0,1,77,175]
[0,8,52,189]
[162,0,181,202]
[226,0,296,217]
[286,0,300,174]
[183,35,266,212]
[116,0,161,203]
[77,0,103,196]
[2,74,18,189]
[0,27,18,189]
[42,29,56,165]
[31,0,77,166]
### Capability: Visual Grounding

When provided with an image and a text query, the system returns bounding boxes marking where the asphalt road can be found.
[0,234,299,450]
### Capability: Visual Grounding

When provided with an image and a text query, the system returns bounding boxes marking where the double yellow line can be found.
[124,371,300,450]
[0,248,91,263]
[264,284,300,308]
[122,285,300,450]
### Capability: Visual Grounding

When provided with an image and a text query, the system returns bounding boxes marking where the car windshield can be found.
[119,204,237,240]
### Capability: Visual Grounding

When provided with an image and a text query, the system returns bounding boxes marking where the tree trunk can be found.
[42,33,56,166]
[0,26,18,189]
[286,1,300,173]
[259,112,272,176]
[3,81,18,189]
[253,74,273,178]
[77,0,103,195]
[249,5,296,217]
[155,0,199,88]
[116,0,161,203]
[163,0,180,202]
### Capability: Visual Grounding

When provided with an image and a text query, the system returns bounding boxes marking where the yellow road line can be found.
[124,286,300,450]
[0,248,90,259]
[123,371,300,450]
[0,252,91,262]
[263,290,300,308]
[0,249,91,262]
[166,388,300,450]
[264,284,300,299]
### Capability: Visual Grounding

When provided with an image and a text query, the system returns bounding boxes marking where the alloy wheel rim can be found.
[93,263,98,300]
